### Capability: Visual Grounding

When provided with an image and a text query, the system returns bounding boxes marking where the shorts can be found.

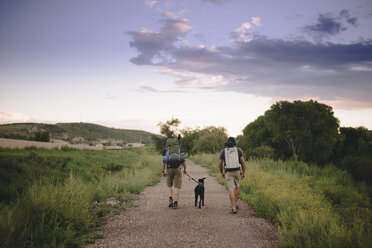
[226,170,241,190]
[166,168,182,189]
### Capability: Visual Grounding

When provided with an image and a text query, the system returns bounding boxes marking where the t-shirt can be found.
[220,147,243,171]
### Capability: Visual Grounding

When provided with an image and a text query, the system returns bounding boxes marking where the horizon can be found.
[1,0,372,136]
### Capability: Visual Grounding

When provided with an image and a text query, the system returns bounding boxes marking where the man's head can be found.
[227,137,236,145]
[224,137,236,147]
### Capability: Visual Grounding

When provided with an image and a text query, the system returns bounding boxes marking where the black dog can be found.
[194,177,206,208]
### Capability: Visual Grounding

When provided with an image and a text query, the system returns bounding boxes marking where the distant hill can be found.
[0,122,155,145]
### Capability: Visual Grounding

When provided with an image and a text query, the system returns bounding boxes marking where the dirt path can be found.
[87,160,279,248]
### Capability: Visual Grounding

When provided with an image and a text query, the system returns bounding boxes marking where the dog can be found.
[194,177,206,208]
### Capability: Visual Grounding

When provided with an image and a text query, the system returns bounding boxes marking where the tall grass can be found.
[0,147,161,248]
[191,154,372,248]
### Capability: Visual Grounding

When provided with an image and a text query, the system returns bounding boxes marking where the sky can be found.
[0,0,372,136]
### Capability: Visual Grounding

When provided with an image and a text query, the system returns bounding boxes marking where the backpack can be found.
[165,137,185,168]
[224,144,240,171]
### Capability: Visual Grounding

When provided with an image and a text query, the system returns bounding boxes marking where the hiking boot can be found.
[168,197,173,208]
[236,205,240,210]
[230,209,237,214]
[173,201,178,209]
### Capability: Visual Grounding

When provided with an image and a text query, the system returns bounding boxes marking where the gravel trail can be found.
[87,160,279,248]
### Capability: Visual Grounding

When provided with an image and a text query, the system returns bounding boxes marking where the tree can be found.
[33,131,50,142]
[333,126,372,184]
[152,118,181,153]
[240,100,339,164]
[265,100,339,164]
[180,127,200,154]
[240,115,288,160]
[158,118,181,138]
[192,126,228,153]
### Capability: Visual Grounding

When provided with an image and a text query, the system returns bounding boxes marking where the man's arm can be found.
[240,156,246,179]
[162,162,166,177]
[219,159,225,178]
[183,161,187,174]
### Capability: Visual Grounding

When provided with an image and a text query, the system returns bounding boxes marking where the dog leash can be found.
[184,172,198,184]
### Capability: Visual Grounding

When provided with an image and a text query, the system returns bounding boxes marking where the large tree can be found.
[241,100,339,164]
[264,100,339,164]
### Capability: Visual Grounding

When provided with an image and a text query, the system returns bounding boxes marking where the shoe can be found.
[236,205,239,210]
[173,201,178,209]
[168,197,173,208]
[230,209,237,214]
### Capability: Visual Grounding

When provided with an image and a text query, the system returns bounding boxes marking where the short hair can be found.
[227,137,236,144]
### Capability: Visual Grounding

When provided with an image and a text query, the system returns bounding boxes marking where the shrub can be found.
[248,145,274,159]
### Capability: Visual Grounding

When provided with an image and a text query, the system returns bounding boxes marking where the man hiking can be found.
[162,136,187,209]
[219,137,246,214]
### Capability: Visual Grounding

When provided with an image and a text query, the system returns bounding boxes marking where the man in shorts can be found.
[162,158,186,209]
[219,137,246,214]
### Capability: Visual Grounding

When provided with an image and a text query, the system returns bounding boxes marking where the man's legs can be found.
[173,169,182,208]
[234,187,240,206]
[174,188,180,202]
[226,171,240,212]
[229,189,236,210]
[168,187,174,207]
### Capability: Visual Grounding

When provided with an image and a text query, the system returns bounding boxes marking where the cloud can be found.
[235,22,252,33]
[251,16,262,26]
[340,9,358,26]
[128,13,372,109]
[128,12,192,65]
[138,85,159,93]
[231,18,261,42]
[104,94,117,100]
[304,10,358,40]
[0,110,35,123]
[201,0,231,4]
[145,0,158,8]
[305,14,345,36]
[137,84,188,93]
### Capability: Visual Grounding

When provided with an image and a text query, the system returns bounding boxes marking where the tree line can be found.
[153,100,372,185]
[237,100,372,185]
[152,118,228,154]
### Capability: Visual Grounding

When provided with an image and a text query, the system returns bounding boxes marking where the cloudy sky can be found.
[1,0,372,136]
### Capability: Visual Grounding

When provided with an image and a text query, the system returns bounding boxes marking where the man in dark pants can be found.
[219,137,246,214]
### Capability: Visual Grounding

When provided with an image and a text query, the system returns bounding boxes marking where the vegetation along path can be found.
[87,160,279,248]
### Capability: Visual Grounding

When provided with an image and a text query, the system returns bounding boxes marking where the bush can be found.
[34,131,50,142]
[248,145,274,159]
[340,156,372,184]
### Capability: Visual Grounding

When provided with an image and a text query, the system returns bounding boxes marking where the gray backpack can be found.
[224,147,240,171]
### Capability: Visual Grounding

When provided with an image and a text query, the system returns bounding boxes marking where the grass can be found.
[191,153,372,248]
[0,147,161,248]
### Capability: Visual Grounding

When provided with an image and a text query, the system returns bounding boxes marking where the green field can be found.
[191,153,372,248]
[0,147,161,248]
